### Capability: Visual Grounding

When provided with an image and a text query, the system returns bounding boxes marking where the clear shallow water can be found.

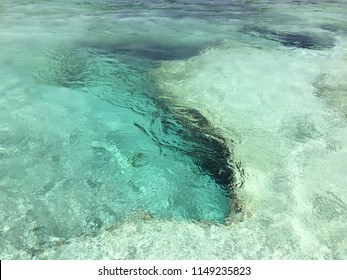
[0,0,347,259]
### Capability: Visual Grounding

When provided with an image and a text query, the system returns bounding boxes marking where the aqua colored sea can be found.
[0,0,346,259]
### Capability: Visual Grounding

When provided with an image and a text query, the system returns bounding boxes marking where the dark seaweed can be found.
[147,102,236,195]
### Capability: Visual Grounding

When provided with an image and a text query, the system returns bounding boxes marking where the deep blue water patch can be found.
[245,27,335,49]
[83,41,205,61]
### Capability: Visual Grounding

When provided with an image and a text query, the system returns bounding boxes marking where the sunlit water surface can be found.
[1,0,347,259]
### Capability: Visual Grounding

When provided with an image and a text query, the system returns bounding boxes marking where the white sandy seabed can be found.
[26,38,346,260]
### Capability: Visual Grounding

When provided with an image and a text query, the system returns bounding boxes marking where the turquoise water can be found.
[1,0,347,259]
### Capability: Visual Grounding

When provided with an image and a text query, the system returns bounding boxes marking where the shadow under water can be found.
[245,27,336,49]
